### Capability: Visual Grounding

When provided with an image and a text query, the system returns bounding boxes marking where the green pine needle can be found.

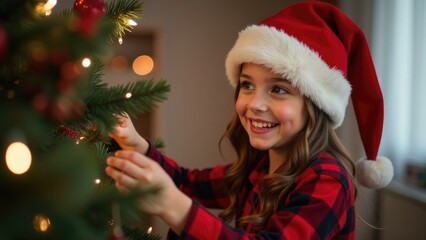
[106,0,144,42]
[84,79,170,133]
[87,58,108,90]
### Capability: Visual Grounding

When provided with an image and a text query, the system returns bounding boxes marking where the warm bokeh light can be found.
[94,178,101,184]
[125,92,132,99]
[7,90,15,99]
[33,214,51,232]
[5,142,32,174]
[132,55,154,76]
[82,58,91,68]
[147,227,153,234]
[110,56,128,73]
[31,42,48,62]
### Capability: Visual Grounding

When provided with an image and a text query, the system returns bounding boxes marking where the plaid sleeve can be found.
[146,143,230,209]
[167,156,355,240]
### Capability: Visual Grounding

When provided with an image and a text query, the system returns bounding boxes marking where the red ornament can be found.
[73,0,106,19]
[0,23,8,62]
[73,0,106,36]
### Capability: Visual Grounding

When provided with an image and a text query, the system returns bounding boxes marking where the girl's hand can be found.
[109,112,149,154]
[105,150,192,234]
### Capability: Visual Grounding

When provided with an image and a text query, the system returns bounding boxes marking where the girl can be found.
[106,1,393,239]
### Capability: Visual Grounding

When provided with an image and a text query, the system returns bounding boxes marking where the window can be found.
[372,0,426,179]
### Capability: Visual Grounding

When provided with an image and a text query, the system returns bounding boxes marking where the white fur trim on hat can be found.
[356,156,394,189]
[225,25,351,128]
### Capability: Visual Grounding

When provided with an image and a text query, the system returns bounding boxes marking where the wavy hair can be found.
[219,82,357,230]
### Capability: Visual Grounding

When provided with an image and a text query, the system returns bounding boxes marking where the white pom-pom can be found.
[356,156,394,189]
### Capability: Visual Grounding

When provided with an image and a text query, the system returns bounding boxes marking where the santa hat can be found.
[225,1,393,188]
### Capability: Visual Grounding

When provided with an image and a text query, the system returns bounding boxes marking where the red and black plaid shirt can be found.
[147,146,355,240]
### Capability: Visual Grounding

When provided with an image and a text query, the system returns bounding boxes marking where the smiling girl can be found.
[105,1,393,239]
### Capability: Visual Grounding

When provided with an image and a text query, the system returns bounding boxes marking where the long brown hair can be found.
[219,82,357,230]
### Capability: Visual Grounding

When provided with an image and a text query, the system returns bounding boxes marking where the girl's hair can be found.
[219,82,357,230]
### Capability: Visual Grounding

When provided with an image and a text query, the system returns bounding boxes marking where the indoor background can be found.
[56,1,426,239]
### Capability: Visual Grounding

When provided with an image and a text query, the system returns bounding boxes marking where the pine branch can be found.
[123,226,161,240]
[82,79,170,133]
[106,0,143,41]
[1,0,165,239]
[87,58,108,91]
[57,0,143,45]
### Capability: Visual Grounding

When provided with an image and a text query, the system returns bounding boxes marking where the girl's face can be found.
[236,63,308,153]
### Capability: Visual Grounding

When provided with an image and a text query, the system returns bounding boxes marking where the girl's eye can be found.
[240,81,254,90]
[271,86,288,94]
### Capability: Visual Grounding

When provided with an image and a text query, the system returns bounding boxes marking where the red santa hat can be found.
[225,1,393,188]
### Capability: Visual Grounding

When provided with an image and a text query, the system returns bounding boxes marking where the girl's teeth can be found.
[252,121,276,128]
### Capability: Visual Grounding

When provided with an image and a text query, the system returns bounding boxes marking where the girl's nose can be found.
[248,92,268,112]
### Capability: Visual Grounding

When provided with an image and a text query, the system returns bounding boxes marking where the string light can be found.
[76,136,84,144]
[33,214,51,232]
[82,58,91,68]
[128,19,137,26]
[94,178,101,185]
[44,0,57,11]
[125,92,132,99]
[5,141,32,175]
[147,227,153,234]
[118,37,123,45]
[35,0,56,16]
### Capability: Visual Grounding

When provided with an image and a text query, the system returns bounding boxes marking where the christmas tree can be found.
[0,0,169,239]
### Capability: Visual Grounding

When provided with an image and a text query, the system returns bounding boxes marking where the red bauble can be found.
[0,23,8,62]
[73,0,106,20]
[73,0,106,36]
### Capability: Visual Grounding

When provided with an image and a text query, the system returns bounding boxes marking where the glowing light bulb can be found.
[82,58,91,68]
[128,19,137,26]
[5,142,32,174]
[147,227,153,234]
[44,0,57,10]
[33,214,51,232]
[94,179,101,184]
[118,37,123,45]
[125,92,132,99]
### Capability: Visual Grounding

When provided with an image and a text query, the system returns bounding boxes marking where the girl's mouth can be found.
[251,120,278,129]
